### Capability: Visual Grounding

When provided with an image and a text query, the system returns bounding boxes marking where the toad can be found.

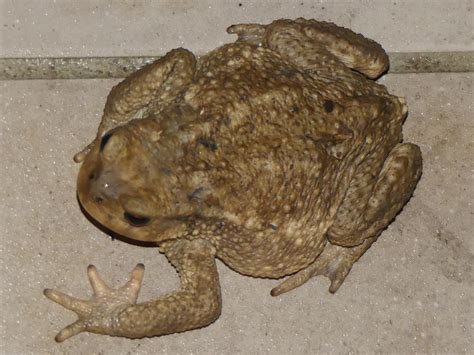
[44,18,422,341]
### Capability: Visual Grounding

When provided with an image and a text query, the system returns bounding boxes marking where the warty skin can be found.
[44,18,422,341]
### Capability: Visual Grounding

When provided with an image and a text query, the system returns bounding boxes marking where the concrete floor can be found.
[1,1,473,354]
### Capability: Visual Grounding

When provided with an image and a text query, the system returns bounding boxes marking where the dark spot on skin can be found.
[290,105,300,113]
[197,137,218,151]
[188,187,205,201]
[89,173,96,180]
[280,68,297,78]
[95,196,103,204]
[124,212,150,226]
[323,100,334,113]
[100,133,112,152]
[222,116,232,127]
[238,2,242,6]
[160,167,172,176]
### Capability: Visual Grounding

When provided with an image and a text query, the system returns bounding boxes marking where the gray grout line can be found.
[388,51,473,75]
[1,51,473,80]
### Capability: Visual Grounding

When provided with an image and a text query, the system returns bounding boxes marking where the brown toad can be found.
[44,18,422,341]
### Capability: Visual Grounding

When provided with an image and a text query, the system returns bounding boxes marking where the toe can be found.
[55,321,86,342]
[226,23,266,42]
[270,266,314,296]
[87,265,111,296]
[121,264,145,302]
[328,277,344,293]
[44,288,92,315]
[73,141,94,163]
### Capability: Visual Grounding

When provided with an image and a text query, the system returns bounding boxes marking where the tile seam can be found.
[1,51,472,80]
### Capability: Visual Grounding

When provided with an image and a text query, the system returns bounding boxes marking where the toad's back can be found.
[182,43,347,224]
[171,40,409,278]
[185,42,391,128]
[180,41,397,229]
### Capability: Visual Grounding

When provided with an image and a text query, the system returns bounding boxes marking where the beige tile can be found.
[1,72,472,353]
[1,0,473,58]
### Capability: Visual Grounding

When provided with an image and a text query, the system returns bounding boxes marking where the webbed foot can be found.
[44,264,144,342]
[271,239,373,296]
[227,23,266,44]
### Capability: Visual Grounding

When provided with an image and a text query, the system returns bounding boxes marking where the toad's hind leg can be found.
[227,19,388,78]
[264,18,389,79]
[74,48,196,162]
[271,143,422,296]
[271,238,375,296]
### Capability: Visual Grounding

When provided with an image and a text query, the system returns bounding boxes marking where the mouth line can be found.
[77,188,154,242]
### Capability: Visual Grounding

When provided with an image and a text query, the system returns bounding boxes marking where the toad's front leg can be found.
[44,239,221,341]
[73,48,196,163]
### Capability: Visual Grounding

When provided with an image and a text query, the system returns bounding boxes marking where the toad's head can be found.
[77,119,192,242]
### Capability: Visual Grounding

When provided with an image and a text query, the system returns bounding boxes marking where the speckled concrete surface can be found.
[1,1,473,354]
[1,73,472,354]
[1,0,473,57]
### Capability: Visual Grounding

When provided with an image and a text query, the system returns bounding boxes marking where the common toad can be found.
[45,18,422,341]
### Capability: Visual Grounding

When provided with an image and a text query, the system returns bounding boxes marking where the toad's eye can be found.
[123,212,150,226]
[100,133,113,152]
